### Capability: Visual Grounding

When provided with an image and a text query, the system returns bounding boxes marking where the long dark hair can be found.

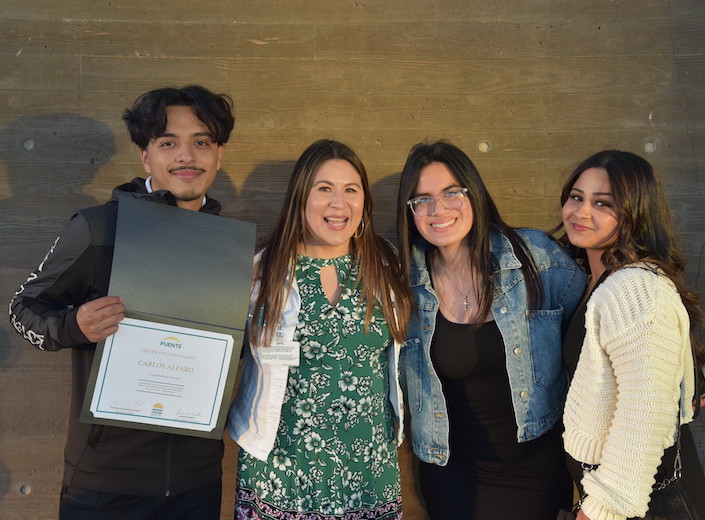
[553,149,704,366]
[251,139,411,346]
[396,140,543,321]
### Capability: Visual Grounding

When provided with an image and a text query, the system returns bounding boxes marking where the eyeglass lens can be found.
[411,191,465,216]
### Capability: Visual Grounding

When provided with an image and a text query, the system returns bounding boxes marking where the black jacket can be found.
[8,178,225,496]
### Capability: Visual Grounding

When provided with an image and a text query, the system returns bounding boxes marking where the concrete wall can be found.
[1,1,704,518]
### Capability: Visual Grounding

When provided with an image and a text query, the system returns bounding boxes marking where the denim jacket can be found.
[400,228,586,465]
[227,266,404,461]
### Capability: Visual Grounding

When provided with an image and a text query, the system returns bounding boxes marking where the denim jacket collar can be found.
[490,228,522,271]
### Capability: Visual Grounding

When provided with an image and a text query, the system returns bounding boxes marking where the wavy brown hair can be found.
[552,149,704,368]
[251,139,411,346]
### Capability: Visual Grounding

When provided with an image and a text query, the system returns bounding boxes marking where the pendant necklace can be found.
[445,275,472,311]
[435,269,474,322]
[460,292,470,311]
[433,252,475,319]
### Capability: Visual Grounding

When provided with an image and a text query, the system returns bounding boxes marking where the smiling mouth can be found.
[430,219,456,229]
[324,217,348,227]
[571,223,592,232]
[170,167,206,175]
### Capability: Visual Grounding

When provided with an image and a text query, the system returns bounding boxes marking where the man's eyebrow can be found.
[155,132,214,138]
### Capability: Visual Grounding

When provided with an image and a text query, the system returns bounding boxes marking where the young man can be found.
[9,86,235,520]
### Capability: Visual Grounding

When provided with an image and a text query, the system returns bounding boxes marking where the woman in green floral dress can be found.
[227,140,412,520]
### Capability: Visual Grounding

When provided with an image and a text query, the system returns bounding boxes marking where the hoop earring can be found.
[352,219,365,239]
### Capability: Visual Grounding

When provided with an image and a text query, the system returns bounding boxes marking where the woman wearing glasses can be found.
[396,140,586,519]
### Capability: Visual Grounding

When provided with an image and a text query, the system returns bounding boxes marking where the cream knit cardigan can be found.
[563,264,695,520]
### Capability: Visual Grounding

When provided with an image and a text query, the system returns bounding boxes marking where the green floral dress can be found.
[235,254,402,520]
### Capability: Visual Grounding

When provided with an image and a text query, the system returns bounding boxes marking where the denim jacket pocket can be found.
[400,337,423,415]
[527,307,564,389]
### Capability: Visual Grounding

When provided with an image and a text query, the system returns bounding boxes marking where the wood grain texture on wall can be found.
[1,1,704,518]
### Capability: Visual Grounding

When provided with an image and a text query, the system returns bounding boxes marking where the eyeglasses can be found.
[407,187,469,216]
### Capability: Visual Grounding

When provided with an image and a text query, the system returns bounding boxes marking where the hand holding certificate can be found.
[80,197,255,438]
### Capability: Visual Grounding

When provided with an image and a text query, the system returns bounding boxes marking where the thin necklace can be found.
[451,282,471,311]
[433,271,476,328]
[437,291,468,323]
[434,256,474,311]
[436,273,472,311]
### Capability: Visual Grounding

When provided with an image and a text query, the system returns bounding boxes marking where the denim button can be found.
[513,347,521,355]
[520,391,528,398]
[500,306,508,314]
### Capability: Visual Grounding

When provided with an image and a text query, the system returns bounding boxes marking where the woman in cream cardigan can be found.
[555,150,705,520]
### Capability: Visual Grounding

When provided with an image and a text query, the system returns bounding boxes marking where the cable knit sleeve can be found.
[563,266,694,520]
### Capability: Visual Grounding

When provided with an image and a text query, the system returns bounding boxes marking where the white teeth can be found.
[325,217,347,223]
[430,220,454,229]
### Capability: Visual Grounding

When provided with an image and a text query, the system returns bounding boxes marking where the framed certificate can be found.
[88,318,234,432]
[80,197,255,438]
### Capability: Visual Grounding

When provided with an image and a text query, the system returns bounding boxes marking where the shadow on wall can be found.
[209,168,240,221]
[0,325,10,501]
[0,114,116,270]
[0,114,117,504]
[227,161,296,246]
[0,113,117,361]
[371,172,401,244]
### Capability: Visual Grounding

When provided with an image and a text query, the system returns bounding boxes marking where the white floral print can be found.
[235,254,402,520]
